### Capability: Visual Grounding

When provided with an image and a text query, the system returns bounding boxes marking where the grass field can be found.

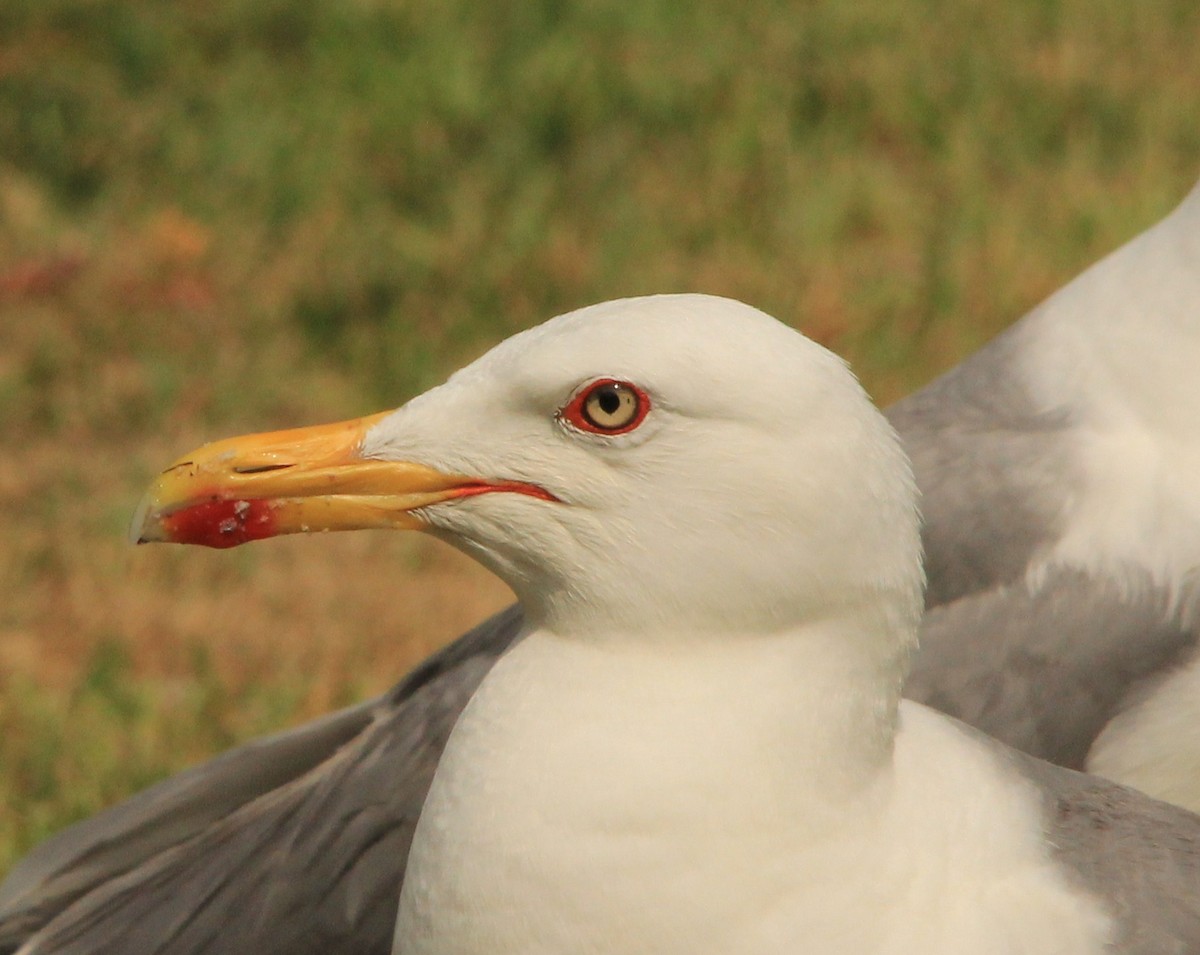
[2,0,1198,874]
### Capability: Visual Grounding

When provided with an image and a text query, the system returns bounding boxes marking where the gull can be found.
[3,179,1200,954]
[71,297,1200,951]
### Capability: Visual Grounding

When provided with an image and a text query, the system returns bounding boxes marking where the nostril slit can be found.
[234,464,292,474]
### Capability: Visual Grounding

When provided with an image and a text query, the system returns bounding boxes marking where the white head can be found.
[361,294,924,648]
[135,293,923,675]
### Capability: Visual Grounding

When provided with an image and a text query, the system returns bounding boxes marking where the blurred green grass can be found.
[1,0,1198,874]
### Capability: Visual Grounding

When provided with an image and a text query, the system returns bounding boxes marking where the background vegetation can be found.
[1,0,1197,873]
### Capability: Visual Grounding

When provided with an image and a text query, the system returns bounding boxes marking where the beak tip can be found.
[128,493,163,546]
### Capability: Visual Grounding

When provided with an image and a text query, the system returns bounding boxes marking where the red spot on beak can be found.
[160,498,278,548]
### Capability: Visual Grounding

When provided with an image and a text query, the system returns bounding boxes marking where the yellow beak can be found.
[130,411,556,549]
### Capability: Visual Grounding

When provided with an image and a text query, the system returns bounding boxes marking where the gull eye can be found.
[560,379,650,435]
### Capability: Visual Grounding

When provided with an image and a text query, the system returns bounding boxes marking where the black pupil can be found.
[596,387,622,415]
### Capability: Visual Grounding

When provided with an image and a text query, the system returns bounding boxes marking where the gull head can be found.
[132,294,923,644]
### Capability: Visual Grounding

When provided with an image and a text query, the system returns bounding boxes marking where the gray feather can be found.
[969,721,1200,955]
[1,607,524,955]
[906,569,1197,771]
[886,324,1077,608]
[0,698,376,949]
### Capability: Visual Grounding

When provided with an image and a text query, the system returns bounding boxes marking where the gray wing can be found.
[894,177,1200,763]
[884,327,1076,609]
[0,606,524,955]
[983,725,1200,953]
[906,570,1192,770]
[888,330,1199,767]
[0,699,377,947]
